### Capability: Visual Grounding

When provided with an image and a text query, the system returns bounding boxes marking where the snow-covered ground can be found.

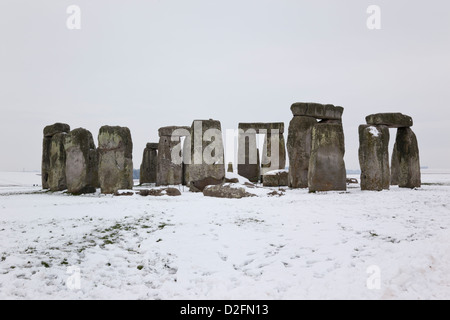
[0,171,449,300]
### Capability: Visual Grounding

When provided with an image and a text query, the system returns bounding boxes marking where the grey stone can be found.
[158,126,191,137]
[227,162,233,173]
[358,125,390,191]
[263,170,288,187]
[187,119,225,191]
[146,143,159,149]
[203,183,256,199]
[97,126,134,194]
[308,123,347,192]
[43,123,70,138]
[157,134,183,186]
[291,103,344,120]
[237,130,260,182]
[238,122,284,134]
[64,128,99,194]
[392,128,421,188]
[47,133,68,191]
[140,143,158,184]
[366,113,413,128]
[139,187,181,197]
[261,132,286,178]
[42,123,70,189]
[287,116,317,188]
[390,146,400,185]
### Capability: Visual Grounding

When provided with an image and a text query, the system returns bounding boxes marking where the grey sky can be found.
[1,0,449,172]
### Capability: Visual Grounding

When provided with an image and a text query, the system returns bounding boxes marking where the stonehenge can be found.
[238,122,285,183]
[97,126,134,194]
[358,113,421,190]
[41,106,421,197]
[287,103,347,192]
[140,143,158,185]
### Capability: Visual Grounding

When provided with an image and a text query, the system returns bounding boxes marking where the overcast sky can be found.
[1,0,449,172]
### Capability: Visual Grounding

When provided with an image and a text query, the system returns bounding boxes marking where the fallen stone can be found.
[262,170,288,187]
[291,103,344,120]
[203,183,256,199]
[358,125,390,191]
[139,187,181,197]
[365,113,413,128]
[308,123,347,192]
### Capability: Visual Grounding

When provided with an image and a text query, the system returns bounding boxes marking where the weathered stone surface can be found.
[227,162,233,173]
[42,123,70,189]
[203,183,256,199]
[261,132,286,178]
[139,187,181,197]
[47,133,68,191]
[291,103,344,120]
[97,126,134,194]
[358,125,390,191]
[366,113,413,128]
[158,126,191,137]
[187,119,225,190]
[238,122,284,134]
[140,143,158,184]
[157,134,183,186]
[182,133,191,186]
[262,170,288,187]
[237,130,260,182]
[308,123,347,192]
[390,145,400,185]
[392,128,421,188]
[146,143,159,149]
[287,116,317,188]
[43,123,70,138]
[64,128,99,194]
[190,177,224,193]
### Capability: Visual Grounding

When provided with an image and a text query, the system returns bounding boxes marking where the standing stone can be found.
[261,129,286,178]
[64,128,99,194]
[358,125,390,191]
[42,123,70,190]
[308,123,346,192]
[390,146,400,185]
[392,128,421,188]
[237,130,259,182]
[188,119,225,192]
[48,133,68,191]
[97,126,133,194]
[183,132,192,186]
[287,116,317,188]
[140,143,158,185]
[156,126,190,186]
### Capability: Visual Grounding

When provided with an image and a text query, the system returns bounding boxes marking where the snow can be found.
[1,171,450,299]
[264,169,288,176]
[225,172,250,184]
[369,126,380,137]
